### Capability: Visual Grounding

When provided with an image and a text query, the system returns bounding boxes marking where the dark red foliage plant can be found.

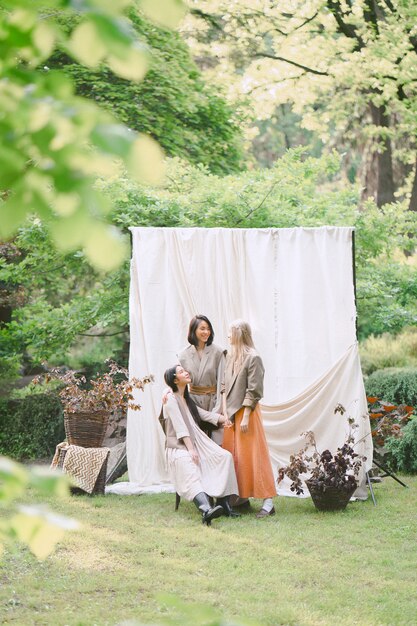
[278,404,367,495]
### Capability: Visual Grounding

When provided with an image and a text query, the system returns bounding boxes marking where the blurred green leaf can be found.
[140,0,186,29]
[107,43,149,82]
[83,223,128,270]
[90,13,136,57]
[32,22,56,60]
[128,134,165,185]
[0,146,26,187]
[91,124,133,156]
[29,466,71,498]
[0,196,30,239]
[49,210,93,251]
[10,505,78,560]
[0,457,28,504]
[68,20,107,67]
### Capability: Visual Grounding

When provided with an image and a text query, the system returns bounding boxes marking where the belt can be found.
[189,385,216,396]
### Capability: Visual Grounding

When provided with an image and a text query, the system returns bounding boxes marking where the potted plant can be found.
[35,362,153,448]
[278,404,367,511]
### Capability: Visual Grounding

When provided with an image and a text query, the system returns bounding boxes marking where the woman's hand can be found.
[217,414,228,426]
[162,387,172,405]
[189,449,200,465]
[240,407,251,433]
[219,412,232,428]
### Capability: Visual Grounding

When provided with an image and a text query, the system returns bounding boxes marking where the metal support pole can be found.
[373,460,408,488]
[366,471,377,506]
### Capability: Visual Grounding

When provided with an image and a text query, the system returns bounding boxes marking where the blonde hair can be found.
[229,319,256,372]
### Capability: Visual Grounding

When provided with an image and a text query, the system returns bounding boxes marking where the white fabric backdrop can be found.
[118,227,372,497]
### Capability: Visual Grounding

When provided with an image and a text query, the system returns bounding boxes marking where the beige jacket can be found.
[163,393,221,450]
[223,352,265,419]
[178,343,226,412]
[178,343,225,387]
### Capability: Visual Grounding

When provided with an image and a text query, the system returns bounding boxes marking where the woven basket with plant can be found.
[34,361,153,448]
[278,404,367,511]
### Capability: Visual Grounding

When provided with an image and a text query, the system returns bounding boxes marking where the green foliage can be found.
[0,0,184,270]
[107,150,358,230]
[385,418,417,475]
[360,326,417,375]
[365,368,417,406]
[0,354,20,393]
[185,1,417,204]
[1,152,416,373]
[47,11,245,174]
[105,154,416,341]
[0,454,77,560]
[357,262,417,339]
[0,393,64,460]
[0,220,130,365]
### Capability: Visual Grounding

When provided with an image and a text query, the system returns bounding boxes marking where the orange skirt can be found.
[222,404,277,499]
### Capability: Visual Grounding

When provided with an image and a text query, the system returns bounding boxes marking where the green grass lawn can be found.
[1,477,416,626]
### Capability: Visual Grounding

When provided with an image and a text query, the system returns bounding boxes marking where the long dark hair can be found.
[187,315,214,347]
[164,365,202,426]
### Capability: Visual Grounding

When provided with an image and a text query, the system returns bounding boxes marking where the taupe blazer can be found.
[223,352,265,419]
[163,393,221,450]
[178,343,226,413]
[178,343,225,388]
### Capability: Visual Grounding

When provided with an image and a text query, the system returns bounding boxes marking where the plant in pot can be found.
[34,362,153,448]
[278,404,367,511]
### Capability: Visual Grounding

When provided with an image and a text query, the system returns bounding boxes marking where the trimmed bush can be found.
[365,368,417,406]
[385,418,417,474]
[0,393,64,461]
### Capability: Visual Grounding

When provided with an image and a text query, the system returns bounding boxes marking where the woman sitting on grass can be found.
[162,364,239,525]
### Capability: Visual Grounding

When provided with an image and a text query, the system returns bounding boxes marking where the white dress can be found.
[163,394,238,501]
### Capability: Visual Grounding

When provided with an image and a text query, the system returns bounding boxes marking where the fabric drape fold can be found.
[262,343,372,497]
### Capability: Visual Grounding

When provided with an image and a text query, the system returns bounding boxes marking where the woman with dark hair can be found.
[178,315,226,443]
[162,364,239,525]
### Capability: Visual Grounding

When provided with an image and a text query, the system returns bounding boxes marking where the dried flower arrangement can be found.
[34,361,153,414]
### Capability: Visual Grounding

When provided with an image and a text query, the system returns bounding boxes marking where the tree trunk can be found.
[361,103,395,207]
[408,156,417,213]
[404,155,417,255]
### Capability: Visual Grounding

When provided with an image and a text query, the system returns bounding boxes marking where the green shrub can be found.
[365,368,417,406]
[0,393,64,461]
[360,326,417,375]
[385,418,417,474]
[0,354,20,394]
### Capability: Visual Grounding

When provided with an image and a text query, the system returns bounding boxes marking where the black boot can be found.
[216,496,241,518]
[193,492,224,526]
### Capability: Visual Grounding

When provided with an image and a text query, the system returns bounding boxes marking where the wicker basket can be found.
[56,447,109,496]
[64,410,109,448]
[306,479,357,511]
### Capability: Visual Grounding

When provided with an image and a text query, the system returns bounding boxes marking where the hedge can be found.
[365,368,417,406]
[385,418,417,475]
[0,393,64,461]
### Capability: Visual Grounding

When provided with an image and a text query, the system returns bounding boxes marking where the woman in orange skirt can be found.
[222,319,277,517]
